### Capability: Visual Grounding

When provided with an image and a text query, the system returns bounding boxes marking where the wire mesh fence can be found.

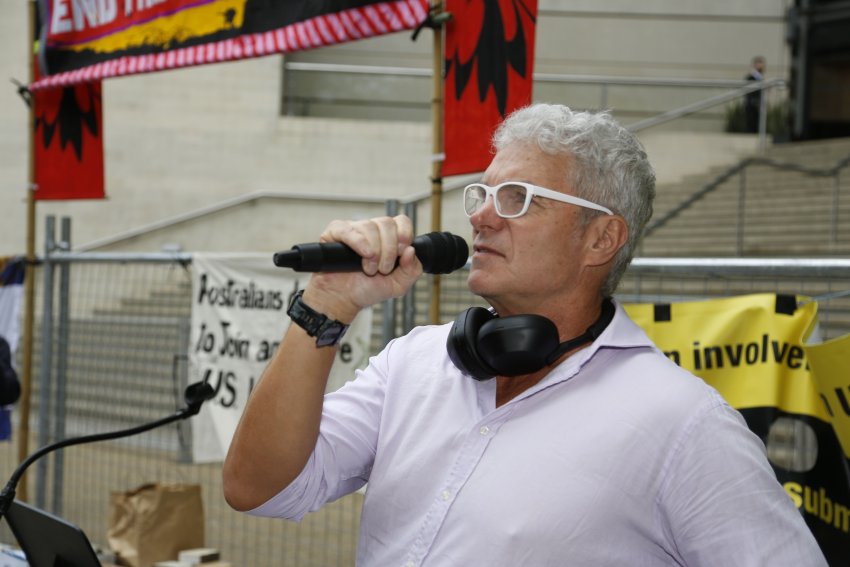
[1,257,368,567]
[2,253,849,566]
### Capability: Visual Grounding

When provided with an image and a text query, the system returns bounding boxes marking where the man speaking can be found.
[223,104,826,566]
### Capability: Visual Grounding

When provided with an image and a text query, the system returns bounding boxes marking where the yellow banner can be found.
[624,293,823,418]
[624,293,849,559]
[805,334,850,459]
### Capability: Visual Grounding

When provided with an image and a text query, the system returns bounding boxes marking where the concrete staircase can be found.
[630,136,850,340]
[642,137,850,257]
[30,280,193,449]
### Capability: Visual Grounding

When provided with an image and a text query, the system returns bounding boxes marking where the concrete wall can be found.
[537,0,789,77]
[0,1,29,257]
[0,1,791,256]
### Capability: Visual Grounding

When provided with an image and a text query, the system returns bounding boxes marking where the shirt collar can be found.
[505,300,656,402]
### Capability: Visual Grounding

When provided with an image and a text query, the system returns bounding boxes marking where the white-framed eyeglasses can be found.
[463,181,614,219]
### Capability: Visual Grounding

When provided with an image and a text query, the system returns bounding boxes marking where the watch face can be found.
[316,321,348,347]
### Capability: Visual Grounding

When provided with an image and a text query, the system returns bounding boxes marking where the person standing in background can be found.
[0,335,20,441]
[0,336,20,407]
[744,55,767,133]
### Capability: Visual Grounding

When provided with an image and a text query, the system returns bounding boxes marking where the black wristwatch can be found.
[287,290,350,347]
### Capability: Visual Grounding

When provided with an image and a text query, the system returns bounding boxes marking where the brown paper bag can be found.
[107,483,204,567]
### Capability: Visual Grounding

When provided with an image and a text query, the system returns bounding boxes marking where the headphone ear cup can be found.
[477,315,560,377]
[447,307,500,381]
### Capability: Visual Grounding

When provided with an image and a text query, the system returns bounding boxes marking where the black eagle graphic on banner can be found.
[446,0,535,117]
[36,84,100,162]
[32,76,104,200]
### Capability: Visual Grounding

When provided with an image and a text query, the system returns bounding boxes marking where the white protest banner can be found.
[189,253,372,463]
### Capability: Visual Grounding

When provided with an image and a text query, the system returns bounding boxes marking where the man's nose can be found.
[469,195,502,227]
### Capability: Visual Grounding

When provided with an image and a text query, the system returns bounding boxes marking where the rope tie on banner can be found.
[10,78,32,107]
[411,6,452,41]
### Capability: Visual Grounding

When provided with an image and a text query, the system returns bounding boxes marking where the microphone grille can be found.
[415,232,469,274]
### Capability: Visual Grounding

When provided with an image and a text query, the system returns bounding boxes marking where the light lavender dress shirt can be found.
[250,302,827,566]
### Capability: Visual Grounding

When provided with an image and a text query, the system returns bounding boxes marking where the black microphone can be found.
[273,231,469,274]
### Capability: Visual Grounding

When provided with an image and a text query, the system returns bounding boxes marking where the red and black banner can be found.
[33,76,104,200]
[443,0,537,177]
[33,0,429,90]
[33,5,105,201]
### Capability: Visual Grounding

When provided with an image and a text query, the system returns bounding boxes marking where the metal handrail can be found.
[283,61,779,127]
[644,153,850,248]
[76,190,389,252]
[644,161,751,237]
[284,61,757,89]
[284,61,786,151]
[43,251,850,279]
[626,78,784,131]
[627,78,786,154]
[630,257,850,279]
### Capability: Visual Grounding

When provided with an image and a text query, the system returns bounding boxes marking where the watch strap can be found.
[287,290,350,347]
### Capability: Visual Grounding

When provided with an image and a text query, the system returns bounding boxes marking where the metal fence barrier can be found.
[2,250,849,566]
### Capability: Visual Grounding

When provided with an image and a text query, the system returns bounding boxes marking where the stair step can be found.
[643,136,850,260]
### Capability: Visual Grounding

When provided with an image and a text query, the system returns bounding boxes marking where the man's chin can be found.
[467,272,493,298]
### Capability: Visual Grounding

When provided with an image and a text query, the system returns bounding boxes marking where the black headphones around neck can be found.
[446,298,616,381]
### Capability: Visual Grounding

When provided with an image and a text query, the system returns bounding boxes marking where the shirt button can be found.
[479,425,490,436]
[441,489,451,501]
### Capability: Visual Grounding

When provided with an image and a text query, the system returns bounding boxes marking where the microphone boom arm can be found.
[0,381,214,521]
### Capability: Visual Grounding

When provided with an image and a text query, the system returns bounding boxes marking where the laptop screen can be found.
[4,499,101,567]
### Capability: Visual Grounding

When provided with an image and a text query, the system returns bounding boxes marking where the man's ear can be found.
[586,215,629,266]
